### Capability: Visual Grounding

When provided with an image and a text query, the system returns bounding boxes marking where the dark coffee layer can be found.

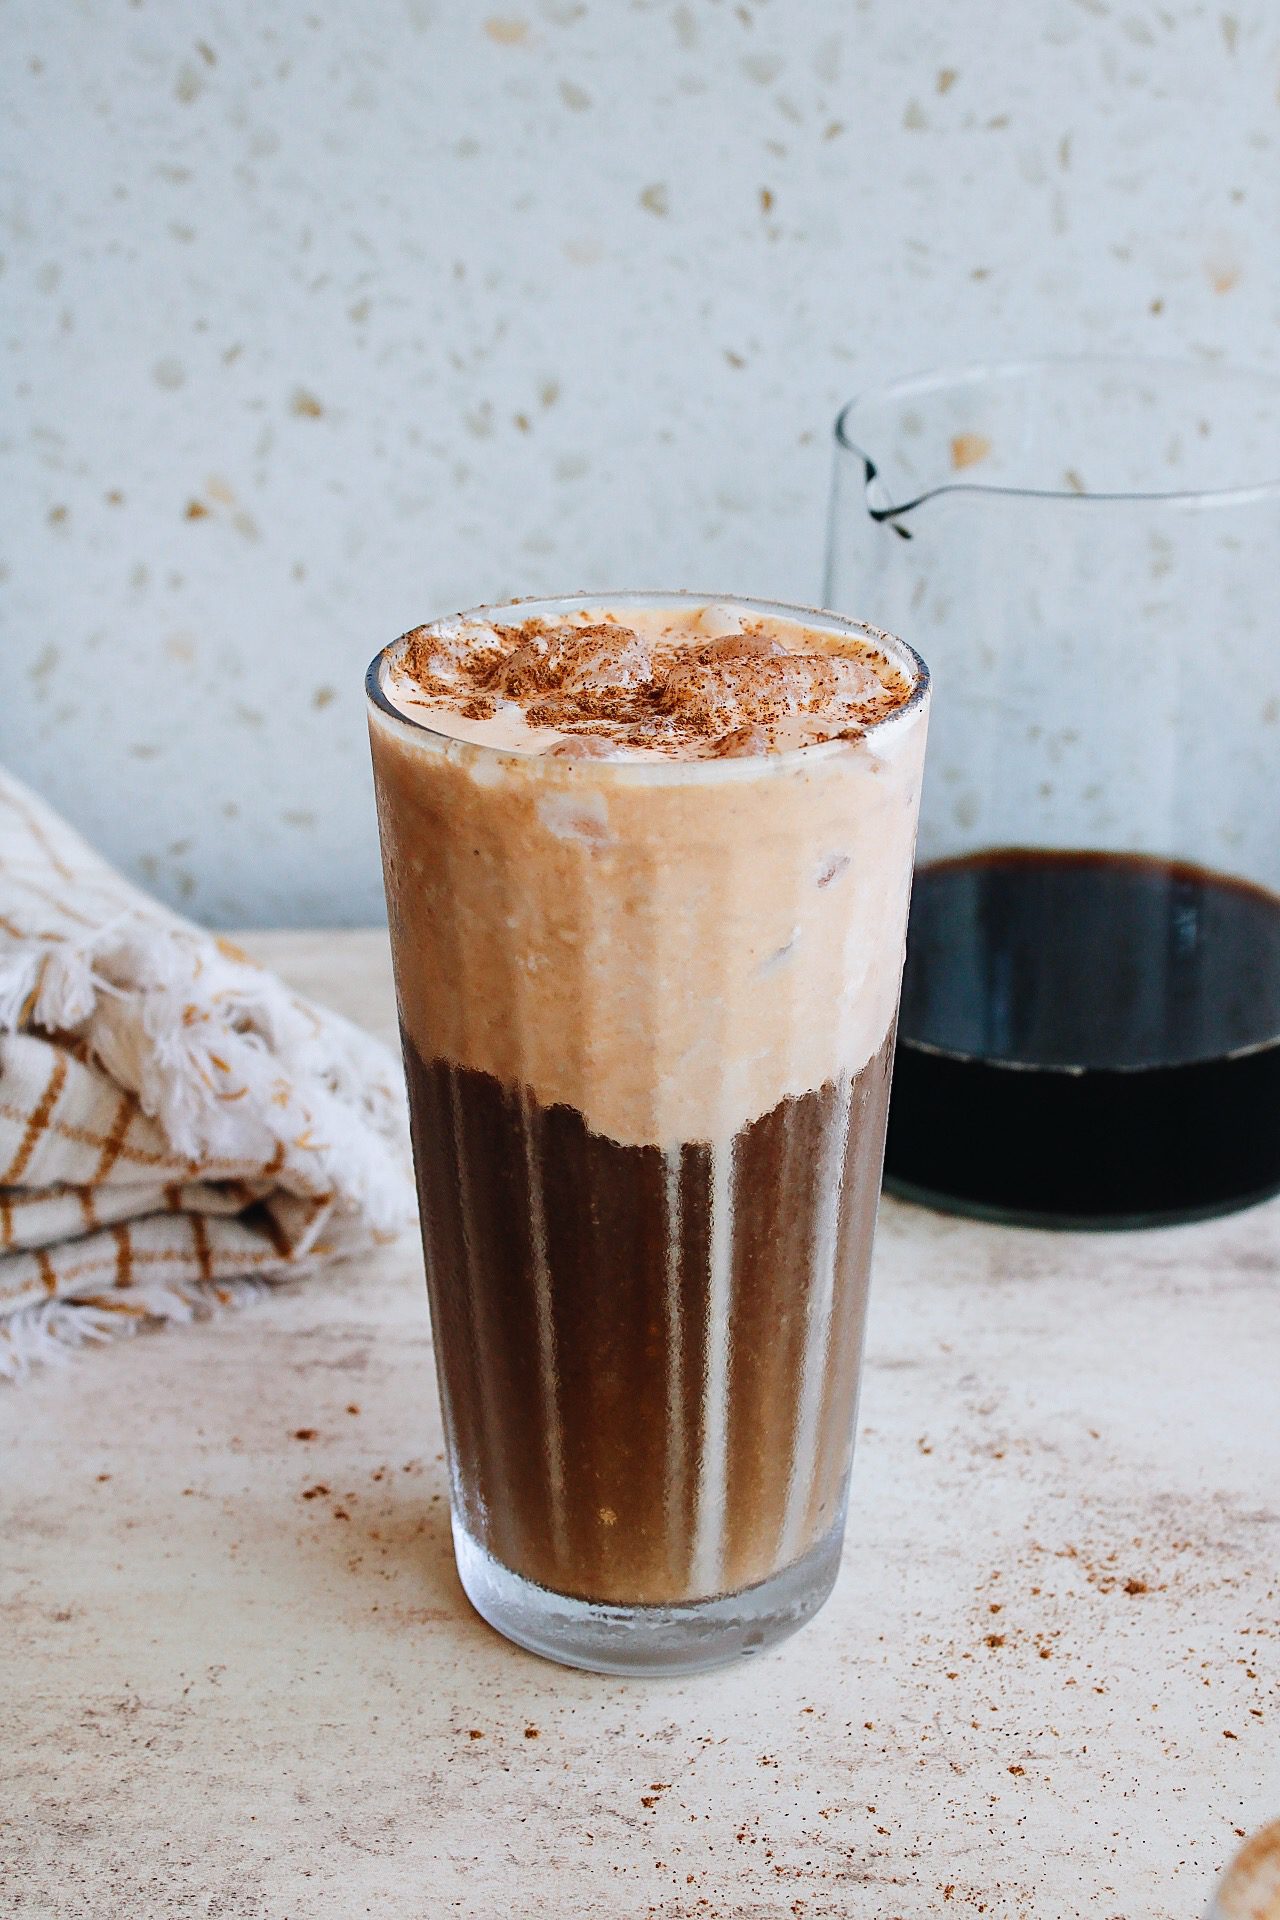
[403,1034,895,1606]
[888,849,1280,1221]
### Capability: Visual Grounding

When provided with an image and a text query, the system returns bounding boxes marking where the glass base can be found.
[884,1171,1280,1232]
[452,1513,845,1676]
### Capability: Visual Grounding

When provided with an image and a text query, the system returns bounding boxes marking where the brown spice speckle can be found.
[485,15,529,43]
[951,432,992,471]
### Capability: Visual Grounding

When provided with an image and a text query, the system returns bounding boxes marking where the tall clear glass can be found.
[826,358,1280,1228]
[367,593,929,1674]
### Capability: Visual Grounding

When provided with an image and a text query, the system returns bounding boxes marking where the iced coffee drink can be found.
[367,593,929,1673]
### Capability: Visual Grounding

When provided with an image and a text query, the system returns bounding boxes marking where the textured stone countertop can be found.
[5,930,1277,1920]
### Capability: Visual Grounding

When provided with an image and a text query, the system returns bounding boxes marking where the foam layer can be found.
[382,600,912,760]
[368,595,929,1149]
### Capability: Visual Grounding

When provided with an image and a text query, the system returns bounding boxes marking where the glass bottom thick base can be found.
[452,1514,845,1676]
[884,1170,1280,1232]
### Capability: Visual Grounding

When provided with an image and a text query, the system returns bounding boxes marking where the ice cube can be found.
[663,654,839,728]
[561,624,654,691]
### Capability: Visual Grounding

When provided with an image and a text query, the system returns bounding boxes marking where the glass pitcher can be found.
[825,357,1280,1227]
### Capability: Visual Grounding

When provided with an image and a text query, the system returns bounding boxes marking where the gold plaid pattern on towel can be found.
[0,772,415,1378]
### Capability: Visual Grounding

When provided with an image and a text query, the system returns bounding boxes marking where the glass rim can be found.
[834,354,1280,515]
[365,589,930,783]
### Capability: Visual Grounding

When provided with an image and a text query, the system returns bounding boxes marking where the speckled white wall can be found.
[2,0,1276,926]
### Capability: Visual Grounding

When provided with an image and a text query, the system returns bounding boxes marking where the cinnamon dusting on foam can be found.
[368,595,930,1148]
[389,606,911,760]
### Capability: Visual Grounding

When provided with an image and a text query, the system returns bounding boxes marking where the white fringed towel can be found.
[0,770,416,1380]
